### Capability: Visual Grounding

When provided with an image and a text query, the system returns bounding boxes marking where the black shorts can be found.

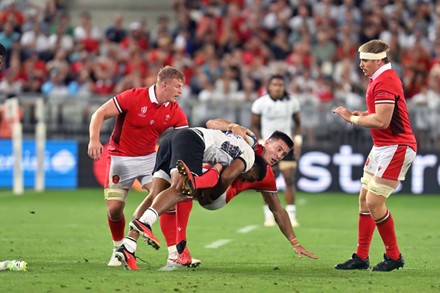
[153,129,205,176]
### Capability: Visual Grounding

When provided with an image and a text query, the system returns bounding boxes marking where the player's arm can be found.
[88,99,119,160]
[209,158,246,198]
[206,118,253,140]
[262,191,317,259]
[332,103,394,129]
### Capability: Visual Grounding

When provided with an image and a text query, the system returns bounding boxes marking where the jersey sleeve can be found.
[172,105,189,129]
[251,97,264,115]
[113,88,136,113]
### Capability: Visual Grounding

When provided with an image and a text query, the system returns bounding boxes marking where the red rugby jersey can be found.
[108,85,188,156]
[367,66,417,151]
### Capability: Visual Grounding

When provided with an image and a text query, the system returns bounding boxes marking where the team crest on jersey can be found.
[365,157,370,166]
[112,175,120,184]
[150,120,155,125]
[138,106,148,117]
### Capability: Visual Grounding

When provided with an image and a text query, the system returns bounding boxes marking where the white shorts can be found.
[363,145,416,181]
[105,153,157,190]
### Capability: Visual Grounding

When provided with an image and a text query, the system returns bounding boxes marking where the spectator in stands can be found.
[67,68,91,97]
[47,20,74,55]
[104,13,126,44]
[0,0,25,31]
[73,11,101,53]
[21,51,46,92]
[0,21,20,55]
[120,21,148,53]
[20,22,50,60]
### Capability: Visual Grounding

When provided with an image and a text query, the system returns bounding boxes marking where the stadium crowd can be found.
[0,0,439,150]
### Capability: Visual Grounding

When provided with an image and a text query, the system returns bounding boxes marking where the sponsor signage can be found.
[0,139,78,189]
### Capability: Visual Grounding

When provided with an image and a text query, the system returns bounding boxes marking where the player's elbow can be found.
[376,120,390,129]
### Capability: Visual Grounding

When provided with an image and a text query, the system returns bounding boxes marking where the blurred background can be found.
[0,0,439,194]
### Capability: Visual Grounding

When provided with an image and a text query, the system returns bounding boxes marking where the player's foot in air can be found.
[176,160,196,195]
[115,244,139,270]
[129,219,161,250]
[372,253,404,272]
[335,253,370,270]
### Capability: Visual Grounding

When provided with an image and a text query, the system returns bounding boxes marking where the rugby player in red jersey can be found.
[87,66,188,266]
[332,39,417,272]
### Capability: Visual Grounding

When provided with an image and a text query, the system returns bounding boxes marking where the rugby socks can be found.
[376,210,401,260]
[356,212,376,260]
[122,236,137,253]
[160,211,177,247]
[108,215,125,243]
[286,205,296,218]
[193,168,220,189]
[139,207,158,226]
[176,199,193,253]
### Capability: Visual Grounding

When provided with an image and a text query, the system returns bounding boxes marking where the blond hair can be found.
[157,66,185,83]
[358,40,390,62]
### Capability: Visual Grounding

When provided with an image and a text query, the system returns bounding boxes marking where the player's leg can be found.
[132,129,204,250]
[335,172,374,270]
[109,153,155,269]
[104,155,132,266]
[368,145,415,272]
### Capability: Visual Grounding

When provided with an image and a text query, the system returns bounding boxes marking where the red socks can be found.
[194,168,219,189]
[160,211,177,247]
[356,212,376,260]
[176,199,193,253]
[107,215,125,242]
[376,210,400,260]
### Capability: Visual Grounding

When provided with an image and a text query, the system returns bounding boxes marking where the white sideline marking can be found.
[205,239,232,248]
[237,225,258,233]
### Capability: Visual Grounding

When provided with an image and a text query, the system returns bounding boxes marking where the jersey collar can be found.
[149,85,170,107]
[371,63,392,81]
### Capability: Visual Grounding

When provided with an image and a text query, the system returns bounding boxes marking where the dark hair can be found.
[254,154,267,181]
[267,74,284,86]
[269,130,294,149]
[267,74,289,99]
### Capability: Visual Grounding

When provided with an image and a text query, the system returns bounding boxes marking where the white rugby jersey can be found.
[191,127,255,173]
[251,94,300,140]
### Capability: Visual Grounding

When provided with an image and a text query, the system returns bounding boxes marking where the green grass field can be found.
[0,189,439,293]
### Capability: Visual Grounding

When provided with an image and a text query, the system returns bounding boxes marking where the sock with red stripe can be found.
[376,210,401,260]
[194,168,220,189]
[176,199,193,254]
[107,215,125,244]
[356,212,376,260]
[160,211,177,247]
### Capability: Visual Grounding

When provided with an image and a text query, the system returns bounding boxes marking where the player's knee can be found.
[284,176,295,187]
[361,173,373,190]
[367,180,394,198]
[105,188,127,203]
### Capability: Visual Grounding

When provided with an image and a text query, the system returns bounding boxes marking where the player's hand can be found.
[293,244,318,259]
[88,140,103,161]
[230,124,248,140]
